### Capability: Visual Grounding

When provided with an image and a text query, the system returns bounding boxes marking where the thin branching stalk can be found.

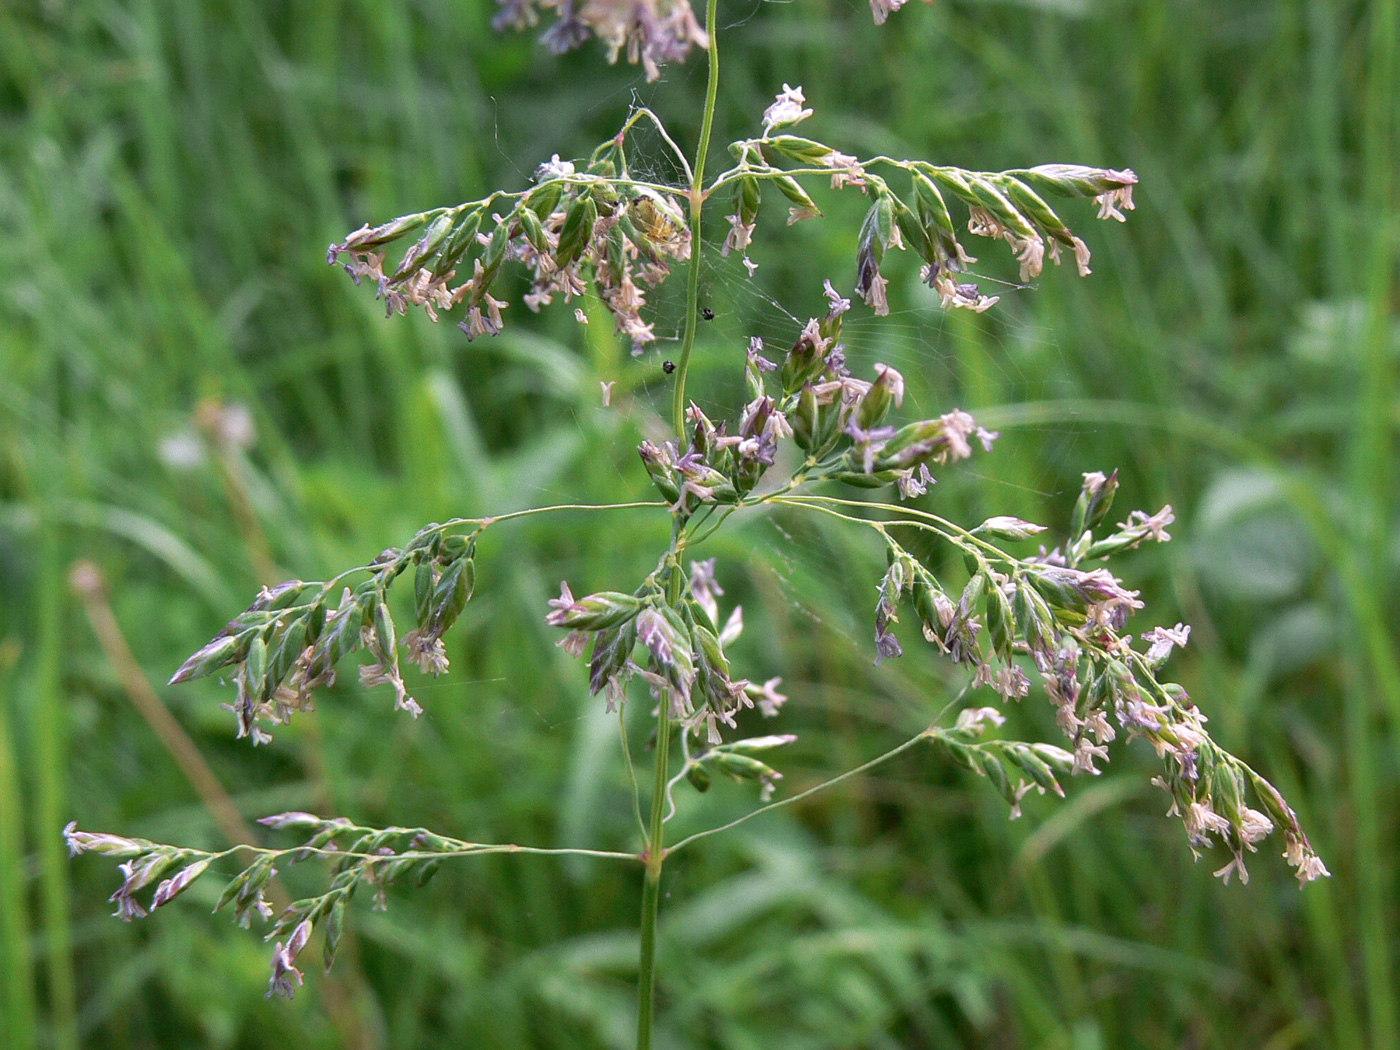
[667,679,977,856]
[620,709,650,843]
[781,493,1019,561]
[666,730,930,856]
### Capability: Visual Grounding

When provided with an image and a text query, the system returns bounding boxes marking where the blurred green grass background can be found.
[1,0,1395,1047]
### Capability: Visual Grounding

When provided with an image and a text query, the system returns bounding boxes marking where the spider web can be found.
[476,74,1109,732]
[607,88,1087,476]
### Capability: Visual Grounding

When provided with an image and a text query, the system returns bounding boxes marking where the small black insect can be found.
[700,307,715,321]
[662,360,676,374]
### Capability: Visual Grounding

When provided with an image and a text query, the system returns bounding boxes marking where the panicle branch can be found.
[165,504,657,745]
[778,468,1326,887]
[65,815,638,999]
[326,84,1138,356]
[167,524,478,744]
[327,138,691,356]
[718,89,1138,316]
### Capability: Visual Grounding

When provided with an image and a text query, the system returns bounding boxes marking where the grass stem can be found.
[669,0,722,437]
[634,702,671,1050]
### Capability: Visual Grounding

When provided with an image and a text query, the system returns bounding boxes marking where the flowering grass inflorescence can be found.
[68,1,1325,1043]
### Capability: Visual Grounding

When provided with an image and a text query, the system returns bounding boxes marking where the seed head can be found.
[267,919,312,999]
[762,84,813,133]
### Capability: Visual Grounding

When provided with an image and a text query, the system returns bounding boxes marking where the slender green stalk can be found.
[392,501,666,542]
[96,841,642,866]
[684,459,821,549]
[667,730,932,855]
[684,505,735,548]
[634,697,672,1050]
[475,501,666,528]
[308,501,667,593]
[771,496,889,535]
[620,107,694,185]
[637,5,721,1038]
[619,708,650,843]
[635,541,688,1045]
[669,0,722,436]
[782,493,1008,560]
[662,731,693,823]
